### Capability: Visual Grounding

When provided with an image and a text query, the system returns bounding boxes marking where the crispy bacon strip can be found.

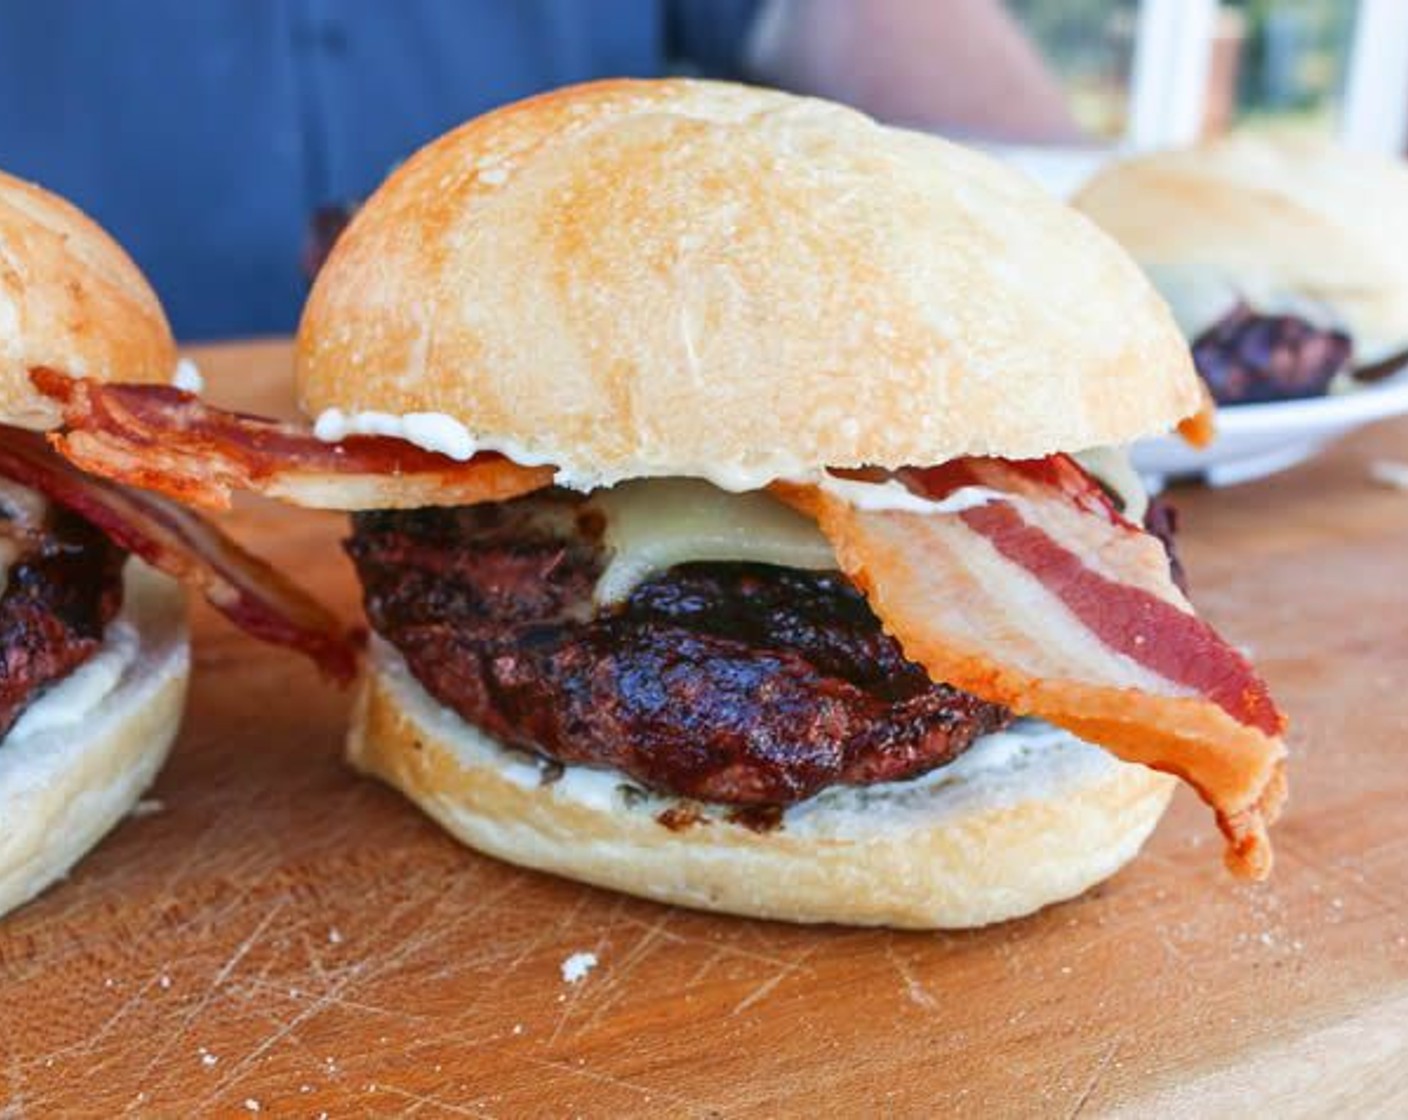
[0,427,358,683]
[776,455,1287,879]
[32,369,552,512]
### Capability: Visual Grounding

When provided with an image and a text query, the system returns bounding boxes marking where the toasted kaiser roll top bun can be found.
[353,640,1176,929]
[0,173,189,918]
[0,170,178,431]
[298,78,1200,490]
[0,565,188,918]
[1075,133,1408,365]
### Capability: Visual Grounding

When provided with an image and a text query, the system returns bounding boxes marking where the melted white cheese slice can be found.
[1075,446,1149,523]
[0,537,17,601]
[1144,262,1344,340]
[589,477,1017,605]
[0,480,48,599]
[591,479,836,605]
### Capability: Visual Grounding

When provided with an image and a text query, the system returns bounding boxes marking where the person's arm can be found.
[746,0,1083,144]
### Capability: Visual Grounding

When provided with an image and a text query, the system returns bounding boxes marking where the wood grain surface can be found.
[2,341,1406,1118]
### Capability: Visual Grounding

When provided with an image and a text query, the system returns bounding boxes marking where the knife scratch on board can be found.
[731,944,820,1017]
[194,890,427,1110]
[573,910,681,1034]
[1067,1035,1123,1120]
[70,975,169,1061]
[885,937,939,1012]
[370,1083,497,1118]
[4,1040,26,1120]
[521,1055,717,1112]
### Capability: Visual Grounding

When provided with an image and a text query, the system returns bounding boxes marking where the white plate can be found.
[1131,371,1408,488]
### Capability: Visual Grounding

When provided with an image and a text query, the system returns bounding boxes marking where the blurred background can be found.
[2,0,1403,340]
[1012,0,1358,142]
[995,0,1405,192]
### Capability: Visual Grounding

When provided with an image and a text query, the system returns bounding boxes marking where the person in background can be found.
[0,0,1077,339]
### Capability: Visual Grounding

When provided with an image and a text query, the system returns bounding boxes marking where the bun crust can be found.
[300,79,1198,489]
[350,640,1175,929]
[0,170,177,430]
[0,566,188,918]
[1074,134,1408,363]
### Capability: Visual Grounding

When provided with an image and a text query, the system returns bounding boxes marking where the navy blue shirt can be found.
[0,1,760,338]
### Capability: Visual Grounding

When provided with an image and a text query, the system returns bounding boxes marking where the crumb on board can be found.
[131,799,165,819]
[1369,460,1408,490]
[243,1100,261,1113]
[560,951,599,985]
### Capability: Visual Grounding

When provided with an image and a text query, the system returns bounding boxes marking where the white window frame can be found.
[1127,0,1218,150]
[1125,0,1408,155]
[1341,0,1408,153]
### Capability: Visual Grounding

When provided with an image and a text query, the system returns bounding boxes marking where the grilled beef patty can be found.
[1192,304,1352,405]
[0,504,127,739]
[348,493,1013,805]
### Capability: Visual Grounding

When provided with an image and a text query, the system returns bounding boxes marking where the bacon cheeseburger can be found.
[38,81,1288,928]
[1075,134,1408,404]
[0,172,355,918]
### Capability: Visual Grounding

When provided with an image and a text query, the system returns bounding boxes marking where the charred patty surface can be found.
[348,493,1013,806]
[1192,304,1352,404]
[0,505,127,739]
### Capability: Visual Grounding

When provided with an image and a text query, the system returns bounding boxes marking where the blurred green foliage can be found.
[1006,0,1356,138]
[1228,0,1355,122]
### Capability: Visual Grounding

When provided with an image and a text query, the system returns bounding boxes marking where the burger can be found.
[37,80,1288,929]
[1075,134,1408,405]
[0,172,355,918]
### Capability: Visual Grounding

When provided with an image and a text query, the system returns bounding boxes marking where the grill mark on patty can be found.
[347,492,1013,806]
[0,504,127,739]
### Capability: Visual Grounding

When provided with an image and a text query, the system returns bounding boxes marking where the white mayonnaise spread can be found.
[5,616,140,742]
[171,357,205,394]
[484,708,1105,828]
[813,476,1004,515]
[313,407,817,491]
[312,407,570,473]
[307,409,1063,519]
[313,407,479,461]
[783,719,1112,831]
[629,458,814,496]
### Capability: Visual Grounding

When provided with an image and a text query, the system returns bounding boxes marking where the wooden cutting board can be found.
[3,341,1407,1118]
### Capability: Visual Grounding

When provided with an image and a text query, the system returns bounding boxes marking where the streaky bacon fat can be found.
[775,455,1287,880]
[32,370,552,512]
[0,426,358,683]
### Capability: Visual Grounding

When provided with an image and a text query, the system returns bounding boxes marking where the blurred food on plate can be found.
[1075,133,1408,408]
[1069,132,1408,487]
[303,202,359,285]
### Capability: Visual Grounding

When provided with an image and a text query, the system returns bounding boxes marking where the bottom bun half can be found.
[0,564,189,918]
[350,640,1176,929]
